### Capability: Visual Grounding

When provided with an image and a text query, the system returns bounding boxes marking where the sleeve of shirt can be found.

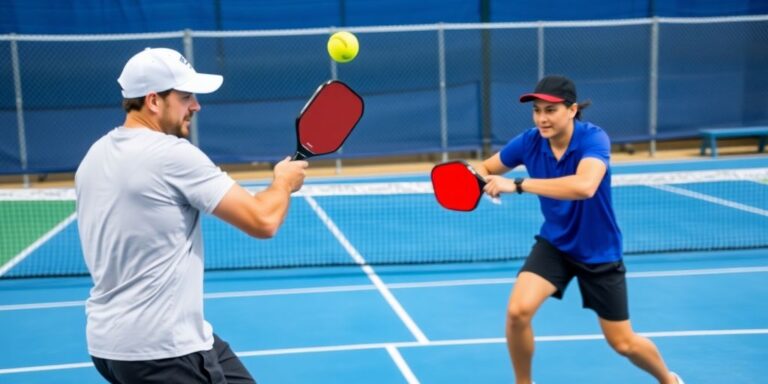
[581,127,611,166]
[164,140,236,214]
[498,131,527,169]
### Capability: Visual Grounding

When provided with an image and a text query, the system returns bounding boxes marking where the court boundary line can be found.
[650,184,768,217]
[385,346,419,384]
[302,195,429,343]
[2,265,768,312]
[2,328,767,375]
[0,212,77,277]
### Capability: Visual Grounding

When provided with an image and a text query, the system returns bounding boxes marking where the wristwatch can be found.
[514,178,525,194]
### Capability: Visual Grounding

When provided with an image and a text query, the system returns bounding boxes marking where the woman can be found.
[478,75,684,384]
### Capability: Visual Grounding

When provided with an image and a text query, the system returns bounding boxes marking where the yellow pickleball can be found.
[327,31,359,63]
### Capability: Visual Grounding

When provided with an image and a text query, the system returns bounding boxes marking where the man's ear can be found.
[144,92,162,113]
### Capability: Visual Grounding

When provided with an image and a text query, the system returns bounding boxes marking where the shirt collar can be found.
[539,121,584,159]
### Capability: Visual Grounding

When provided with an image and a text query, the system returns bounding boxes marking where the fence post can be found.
[479,0,493,157]
[648,17,659,157]
[537,22,545,80]
[10,34,29,187]
[183,29,200,147]
[480,27,493,157]
[327,27,343,174]
[437,25,448,162]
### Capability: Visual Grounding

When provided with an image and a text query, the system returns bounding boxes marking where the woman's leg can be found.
[506,271,557,384]
[599,318,679,384]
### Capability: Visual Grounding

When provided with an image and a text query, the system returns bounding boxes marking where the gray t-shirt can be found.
[75,126,235,360]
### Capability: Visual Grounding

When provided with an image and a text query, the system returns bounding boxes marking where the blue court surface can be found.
[1,156,767,383]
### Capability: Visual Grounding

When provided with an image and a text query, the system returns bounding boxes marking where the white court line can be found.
[303,195,429,344]
[650,184,768,217]
[3,328,768,375]
[0,284,381,311]
[0,362,93,375]
[3,266,768,311]
[385,346,420,384]
[389,277,517,289]
[611,155,768,167]
[628,266,768,278]
[0,212,77,277]
[0,300,86,311]
[204,284,377,299]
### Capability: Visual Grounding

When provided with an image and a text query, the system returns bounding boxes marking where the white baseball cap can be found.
[117,47,223,98]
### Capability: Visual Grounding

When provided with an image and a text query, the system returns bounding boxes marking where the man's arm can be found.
[484,157,606,200]
[212,157,307,238]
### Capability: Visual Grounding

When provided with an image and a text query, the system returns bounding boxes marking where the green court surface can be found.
[0,201,75,265]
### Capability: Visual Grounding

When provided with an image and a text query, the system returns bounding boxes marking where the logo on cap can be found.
[178,54,192,69]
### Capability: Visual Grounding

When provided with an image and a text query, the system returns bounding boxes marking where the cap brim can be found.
[519,93,564,103]
[174,73,223,95]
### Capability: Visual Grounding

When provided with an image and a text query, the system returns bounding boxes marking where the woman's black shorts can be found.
[520,236,629,321]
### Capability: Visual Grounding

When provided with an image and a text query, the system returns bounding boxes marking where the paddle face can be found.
[293,80,364,160]
[431,160,487,211]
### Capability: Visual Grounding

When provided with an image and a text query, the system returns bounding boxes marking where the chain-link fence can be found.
[2,16,767,177]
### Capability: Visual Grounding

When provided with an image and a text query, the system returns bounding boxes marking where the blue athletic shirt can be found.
[499,121,622,263]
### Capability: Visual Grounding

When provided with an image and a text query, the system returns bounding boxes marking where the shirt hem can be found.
[88,341,214,361]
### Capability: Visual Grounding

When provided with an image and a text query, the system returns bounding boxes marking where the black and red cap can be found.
[519,75,576,104]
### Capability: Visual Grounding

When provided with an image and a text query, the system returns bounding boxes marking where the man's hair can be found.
[122,89,173,113]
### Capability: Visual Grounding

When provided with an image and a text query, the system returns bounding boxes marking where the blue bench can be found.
[699,127,768,157]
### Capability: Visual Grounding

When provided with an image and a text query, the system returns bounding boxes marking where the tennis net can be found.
[2,167,767,278]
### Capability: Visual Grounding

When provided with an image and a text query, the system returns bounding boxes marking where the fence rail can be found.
[2,16,767,179]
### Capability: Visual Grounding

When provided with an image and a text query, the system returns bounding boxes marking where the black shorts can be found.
[91,333,255,384]
[520,236,629,321]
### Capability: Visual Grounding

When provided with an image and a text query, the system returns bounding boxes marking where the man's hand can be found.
[273,157,308,193]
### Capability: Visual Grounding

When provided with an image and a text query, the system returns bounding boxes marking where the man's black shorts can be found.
[520,236,629,321]
[91,333,255,384]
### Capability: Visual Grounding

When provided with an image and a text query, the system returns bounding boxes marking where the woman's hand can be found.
[483,175,517,198]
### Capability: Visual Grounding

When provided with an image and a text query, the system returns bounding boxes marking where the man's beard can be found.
[171,123,188,139]
[161,115,191,139]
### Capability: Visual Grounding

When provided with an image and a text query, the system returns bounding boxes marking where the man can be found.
[479,75,684,384]
[76,47,307,383]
